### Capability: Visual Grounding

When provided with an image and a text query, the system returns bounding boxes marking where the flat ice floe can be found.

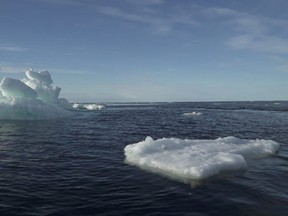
[124,136,280,181]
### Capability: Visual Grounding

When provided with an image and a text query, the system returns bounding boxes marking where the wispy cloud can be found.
[0,66,27,73]
[31,0,81,6]
[203,7,267,34]
[204,7,288,54]
[0,44,29,52]
[97,4,198,34]
[49,67,87,75]
[228,34,288,54]
[126,0,164,5]
[96,1,288,49]
[0,62,86,75]
[98,6,161,24]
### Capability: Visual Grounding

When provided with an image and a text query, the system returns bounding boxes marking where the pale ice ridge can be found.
[0,68,73,120]
[124,136,280,180]
[73,103,105,110]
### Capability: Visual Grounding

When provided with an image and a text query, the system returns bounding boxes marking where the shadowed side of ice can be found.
[124,136,280,182]
[0,68,73,120]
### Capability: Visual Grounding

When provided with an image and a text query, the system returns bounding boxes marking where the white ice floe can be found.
[124,136,280,181]
[73,103,105,110]
[183,112,203,116]
[0,68,73,120]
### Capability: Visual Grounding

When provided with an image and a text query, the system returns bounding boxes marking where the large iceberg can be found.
[124,136,280,182]
[0,68,73,120]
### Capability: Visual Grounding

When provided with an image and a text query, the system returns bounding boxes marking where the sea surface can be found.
[0,101,288,216]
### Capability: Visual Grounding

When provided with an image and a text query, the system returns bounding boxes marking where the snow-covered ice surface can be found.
[125,136,280,181]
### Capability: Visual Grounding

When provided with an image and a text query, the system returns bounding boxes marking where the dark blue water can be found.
[0,101,288,216]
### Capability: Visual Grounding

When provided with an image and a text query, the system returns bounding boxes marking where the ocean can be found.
[0,101,287,216]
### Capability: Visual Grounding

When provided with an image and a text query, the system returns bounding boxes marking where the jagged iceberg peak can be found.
[23,68,61,104]
[25,68,53,85]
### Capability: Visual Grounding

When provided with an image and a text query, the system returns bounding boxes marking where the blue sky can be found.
[1,0,288,102]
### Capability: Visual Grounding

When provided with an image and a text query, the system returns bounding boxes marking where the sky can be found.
[1,0,288,102]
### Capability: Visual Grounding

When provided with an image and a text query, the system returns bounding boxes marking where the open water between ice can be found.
[0,101,288,216]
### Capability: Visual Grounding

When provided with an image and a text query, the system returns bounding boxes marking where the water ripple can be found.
[0,102,288,215]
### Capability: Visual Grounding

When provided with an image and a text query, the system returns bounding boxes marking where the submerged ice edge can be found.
[124,136,280,181]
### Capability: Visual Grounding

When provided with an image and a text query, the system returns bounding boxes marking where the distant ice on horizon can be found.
[183,112,203,116]
[73,103,105,111]
[125,136,280,182]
